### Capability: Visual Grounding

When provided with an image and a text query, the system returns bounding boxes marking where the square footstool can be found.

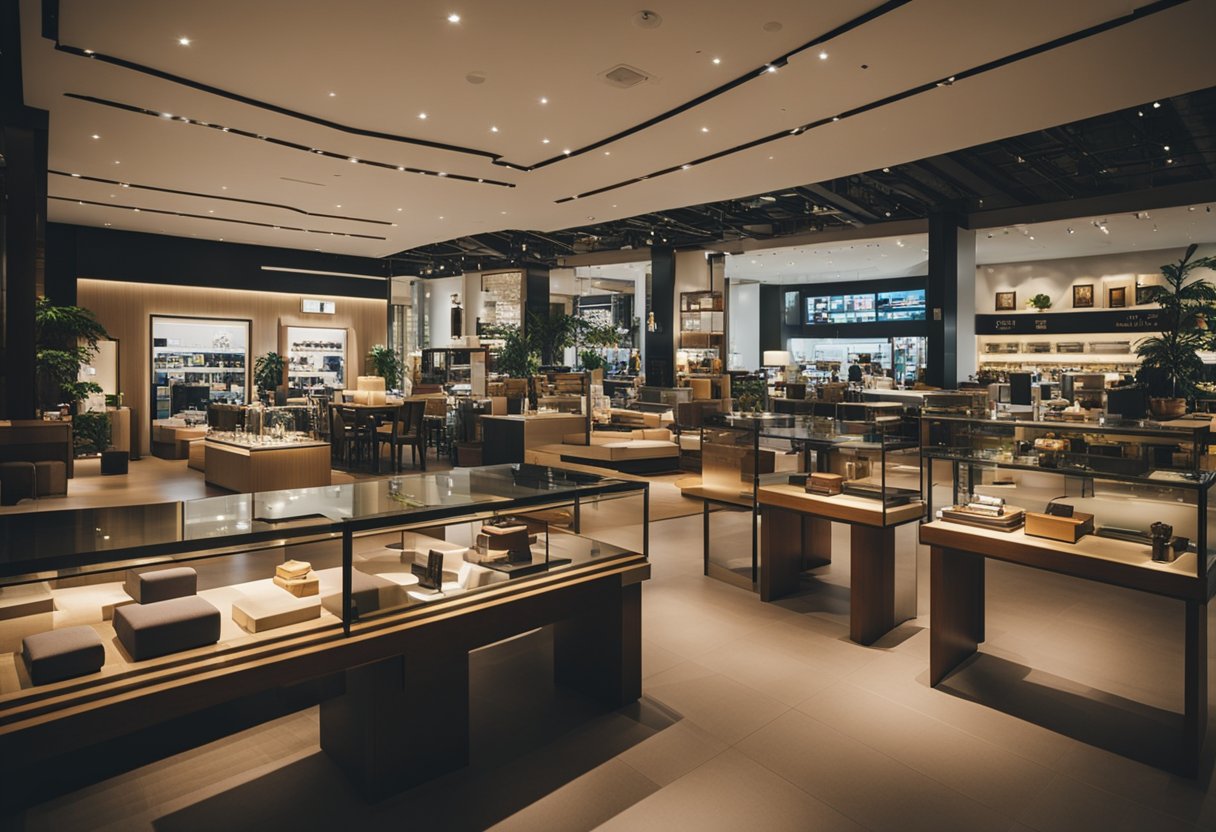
[114,596,220,660]
[22,626,105,685]
[125,567,198,604]
[232,592,321,633]
[101,450,129,475]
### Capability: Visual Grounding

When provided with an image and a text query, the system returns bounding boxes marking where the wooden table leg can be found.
[850,524,896,645]
[930,545,985,686]
[554,580,642,707]
[803,517,832,570]
[1182,599,1208,777]
[760,506,812,602]
[320,647,470,799]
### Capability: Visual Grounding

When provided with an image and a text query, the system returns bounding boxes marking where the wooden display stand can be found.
[758,483,923,645]
[203,437,331,493]
[920,519,1207,775]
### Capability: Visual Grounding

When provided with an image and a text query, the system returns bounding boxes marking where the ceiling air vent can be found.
[602,64,650,89]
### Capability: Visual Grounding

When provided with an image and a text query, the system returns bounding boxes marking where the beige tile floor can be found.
[9,502,1216,831]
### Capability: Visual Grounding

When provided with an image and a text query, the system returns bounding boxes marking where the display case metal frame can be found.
[919,413,1213,775]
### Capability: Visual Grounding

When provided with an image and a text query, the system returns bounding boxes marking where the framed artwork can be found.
[1108,287,1127,308]
[1072,284,1094,308]
[995,291,1016,311]
[1136,284,1157,305]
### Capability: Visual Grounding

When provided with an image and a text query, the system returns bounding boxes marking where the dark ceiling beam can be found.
[927,152,1040,206]
[967,177,1216,229]
[1166,96,1216,180]
[796,184,877,227]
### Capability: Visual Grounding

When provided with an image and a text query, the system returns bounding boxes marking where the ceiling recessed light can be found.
[83,48,94,55]
[91,133,100,140]
[766,65,778,74]
[113,160,120,165]
[563,149,571,155]
[160,112,173,119]
[178,37,191,46]
[349,157,358,163]
[418,112,428,119]
[447,13,461,23]
[1153,101,1161,108]
[328,91,336,97]
[336,204,342,208]
[604,151,611,156]
[397,207,403,212]
[490,125,499,133]
[818,51,828,60]
[542,138,550,144]
[438,215,445,220]
[700,126,709,133]
[70,172,80,177]
[221,185,227,190]
[882,167,890,173]
[712,57,721,65]
[438,171,447,177]
[682,164,691,170]
[208,209,214,214]
[539,96,548,104]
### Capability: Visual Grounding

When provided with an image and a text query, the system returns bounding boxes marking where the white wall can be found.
[728,282,760,370]
[976,245,1216,313]
[424,275,463,345]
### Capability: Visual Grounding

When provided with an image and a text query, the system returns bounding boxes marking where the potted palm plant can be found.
[34,297,112,453]
[366,344,404,389]
[1135,244,1216,419]
[253,352,285,402]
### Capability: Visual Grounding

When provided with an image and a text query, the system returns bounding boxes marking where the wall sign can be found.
[976,309,1160,335]
[301,299,336,314]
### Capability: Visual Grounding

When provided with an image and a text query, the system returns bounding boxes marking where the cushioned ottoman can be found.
[316,568,403,618]
[125,567,198,604]
[232,592,321,633]
[22,626,105,685]
[114,596,220,660]
[33,460,67,497]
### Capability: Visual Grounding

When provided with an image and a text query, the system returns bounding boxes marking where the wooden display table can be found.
[481,414,589,465]
[759,483,923,644]
[203,436,331,493]
[920,519,1207,775]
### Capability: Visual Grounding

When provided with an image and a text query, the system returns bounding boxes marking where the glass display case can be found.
[421,347,488,396]
[679,291,724,355]
[920,415,1215,583]
[0,466,648,701]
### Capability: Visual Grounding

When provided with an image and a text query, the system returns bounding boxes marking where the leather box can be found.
[274,572,319,597]
[807,472,844,495]
[1024,510,1094,543]
[481,524,531,562]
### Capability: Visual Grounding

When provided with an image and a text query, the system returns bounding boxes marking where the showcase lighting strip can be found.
[553,0,1191,204]
[45,0,911,173]
[49,195,389,240]
[50,170,394,226]
[64,93,516,188]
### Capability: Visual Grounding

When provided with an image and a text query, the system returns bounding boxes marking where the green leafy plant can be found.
[1026,293,1052,310]
[1135,244,1216,400]
[576,320,621,372]
[486,324,539,378]
[528,311,584,366]
[72,411,111,456]
[366,344,405,389]
[732,377,768,413]
[253,352,286,396]
[34,297,109,412]
[579,350,607,371]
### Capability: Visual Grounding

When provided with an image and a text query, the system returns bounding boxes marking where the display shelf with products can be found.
[0,465,649,798]
[151,317,250,421]
[285,326,347,390]
[421,347,488,396]
[679,291,724,354]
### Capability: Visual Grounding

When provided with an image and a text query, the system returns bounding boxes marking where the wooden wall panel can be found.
[78,279,387,456]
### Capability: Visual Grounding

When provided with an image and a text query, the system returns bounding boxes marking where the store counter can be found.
[203,432,331,493]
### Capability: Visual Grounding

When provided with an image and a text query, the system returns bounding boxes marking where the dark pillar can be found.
[44,222,77,307]
[925,209,976,388]
[758,285,783,356]
[645,246,675,387]
[1,0,49,418]
[524,264,550,326]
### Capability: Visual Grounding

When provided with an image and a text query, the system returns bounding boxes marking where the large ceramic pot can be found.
[1149,397,1187,420]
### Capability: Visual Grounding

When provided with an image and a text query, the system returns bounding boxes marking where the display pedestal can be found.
[758,484,921,645]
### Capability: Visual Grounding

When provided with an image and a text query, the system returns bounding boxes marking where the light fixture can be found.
[1164,145,1170,151]
[91,133,100,140]
[328,91,336,97]
[681,164,691,170]
[397,207,403,212]
[766,64,778,74]
[700,126,709,133]
[418,112,428,119]
[818,51,828,60]
[70,172,80,177]
[490,126,499,133]
[1153,101,1161,108]
[563,149,571,155]
[539,96,548,104]
[160,112,173,119]
[447,13,461,23]
[349,157,358,163]
[541,138,550,144]
[1067,227,1074,234]
[1029,235,1035,240]
[178,37,191,46]
[604,151,611,156]
[712,57,722,65]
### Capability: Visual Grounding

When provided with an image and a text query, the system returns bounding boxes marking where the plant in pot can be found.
[366,344,405,390]
[487,324,539,379]
[576,320,620,373]
[1134,244,1216,419]
[1025,293,1052,310]
[253,352,285,402]
[34,297,111,451]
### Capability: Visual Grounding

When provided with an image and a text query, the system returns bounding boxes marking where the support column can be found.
[926,210,976,388]
[644,246,675,386]
[1,0,49,419]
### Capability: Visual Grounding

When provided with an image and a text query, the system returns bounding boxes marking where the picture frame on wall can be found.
[1072,284,1094,308]
[995,291,1016,311]
[1135,284,1158,305]
[1108,287,1127,308]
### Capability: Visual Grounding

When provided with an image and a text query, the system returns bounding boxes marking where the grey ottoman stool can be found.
[22,626,105,685]
[33,460,67,497]
[114,596,220,660]
[125,567,198,604]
